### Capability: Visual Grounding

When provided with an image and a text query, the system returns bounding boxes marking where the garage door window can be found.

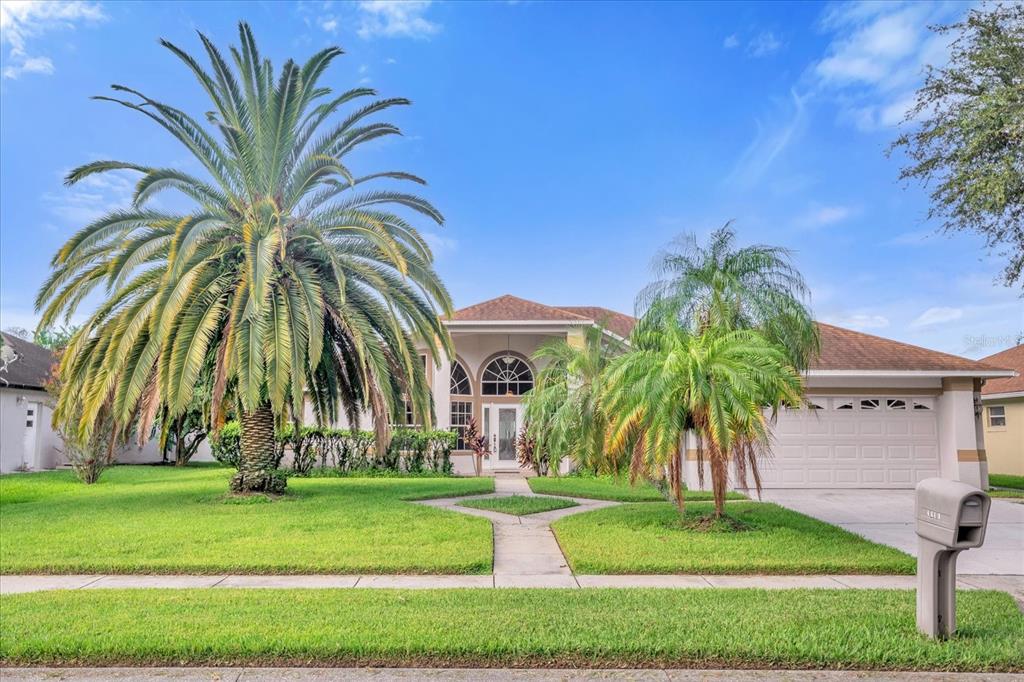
[835,400,854,410]
[912,399,934,411]
[886,399,906,410]
[860,399,880,410]
[988,406,1006,428]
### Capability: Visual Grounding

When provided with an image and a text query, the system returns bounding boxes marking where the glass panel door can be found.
[497,408,517,461]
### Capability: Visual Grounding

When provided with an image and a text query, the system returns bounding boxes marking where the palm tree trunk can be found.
[230,402,286,494]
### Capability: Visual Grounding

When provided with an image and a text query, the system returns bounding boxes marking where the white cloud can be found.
[384,57,398,64]
[319,17,338,33]
[796,204,854,229]
[0,0,104,79]
[822,312,890,331]
[910,306,963,328]
[811,1,963,131]
[357,1,440,40]
[723,34,739,49]
[725,89,807,188]
[423,231,457,257]
[748,30,781,57]
[42,167,135,226]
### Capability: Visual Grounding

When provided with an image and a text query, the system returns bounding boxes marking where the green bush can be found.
[209,423,457,476]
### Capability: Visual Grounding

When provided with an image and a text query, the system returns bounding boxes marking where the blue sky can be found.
[1,0,1020,359]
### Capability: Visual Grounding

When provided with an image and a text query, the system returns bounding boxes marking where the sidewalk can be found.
[3,573,1021,596]
[1,668,1019,681]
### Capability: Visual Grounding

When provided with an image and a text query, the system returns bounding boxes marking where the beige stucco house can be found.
[979,344,1024,476]
[431,295,1014,489]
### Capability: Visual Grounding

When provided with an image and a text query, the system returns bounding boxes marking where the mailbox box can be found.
[915,479,991,550]
[915,478,991,639]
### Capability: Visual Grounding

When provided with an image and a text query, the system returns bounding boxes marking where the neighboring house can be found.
[426,295,1013,488]
[979,344,1024,476]
[0,332,62,473]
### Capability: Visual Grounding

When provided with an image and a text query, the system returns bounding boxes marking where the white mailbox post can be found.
[915,478,991,638]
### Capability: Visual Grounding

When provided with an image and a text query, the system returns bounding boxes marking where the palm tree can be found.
[36,24,452,493]
[637,224,819,370]
[603,316,803,518]
[523,325,623,474]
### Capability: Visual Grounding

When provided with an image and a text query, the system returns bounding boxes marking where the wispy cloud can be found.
[811,1,964,131]
[910,306,963,328]
[423,231,457,257]
[42,167,135,226]
[725,89,807,188]
[0,0,105,79]
[748,30,781,57]
[723,34,739,49]
[822,311,890,331]
[357,1,440,40]
[796,204,855,229]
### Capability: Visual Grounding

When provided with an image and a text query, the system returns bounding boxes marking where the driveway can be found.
[759,489,1023,575]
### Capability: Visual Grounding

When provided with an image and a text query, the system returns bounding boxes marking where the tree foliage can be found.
[890,4,1024,285]
[36,24,452,491]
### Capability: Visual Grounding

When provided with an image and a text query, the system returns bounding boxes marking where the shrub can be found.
[210,421,241,468]
[58,420,116,484]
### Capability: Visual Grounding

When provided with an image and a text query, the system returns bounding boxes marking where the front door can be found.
[486,403,522,469]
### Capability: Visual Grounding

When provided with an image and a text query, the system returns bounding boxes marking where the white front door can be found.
[486,403,522,470]
[22,402,40,470]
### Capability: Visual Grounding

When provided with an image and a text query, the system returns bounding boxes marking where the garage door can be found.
[761,396,941,488]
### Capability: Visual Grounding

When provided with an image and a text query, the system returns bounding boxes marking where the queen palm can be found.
[36,24,452,492]
[637,224,819,370]
[603,315,803,518]
[523,325,623,474]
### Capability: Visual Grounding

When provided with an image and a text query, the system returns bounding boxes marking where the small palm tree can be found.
[637,224,819,370]
[603,317,803,518]
[523,325,623,474]
[37,24,451,492]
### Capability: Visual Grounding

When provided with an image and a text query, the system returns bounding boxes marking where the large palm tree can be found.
[603,315,803,518]
[36,24,452,492]
[637,224,819,370]
[523,325,623,474]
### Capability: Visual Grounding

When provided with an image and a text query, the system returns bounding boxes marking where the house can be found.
[429,295,1014,489]
[0,332,62,473]
[978,344,1024,476]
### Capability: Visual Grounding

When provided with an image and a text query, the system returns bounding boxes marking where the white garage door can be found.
[761,396,941,488]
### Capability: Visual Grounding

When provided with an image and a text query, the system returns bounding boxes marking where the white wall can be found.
[0,387,60,474]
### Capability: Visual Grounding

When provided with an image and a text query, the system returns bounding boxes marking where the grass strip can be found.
[1,588,1020,671]
[553,501,915,575]
[528,475,746,502]
[459,495,578,516]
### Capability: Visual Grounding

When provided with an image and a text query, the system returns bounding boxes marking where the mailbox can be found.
[915,478,991,639]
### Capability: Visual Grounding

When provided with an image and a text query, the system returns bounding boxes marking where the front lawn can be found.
[0,466,494,575]
[553,502,915,575]
[1,588,1020,671]
[990,473,1024,490]
[528,474,746,502]
[459,495,578,516]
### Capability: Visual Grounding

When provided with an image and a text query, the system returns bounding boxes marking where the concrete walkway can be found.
[760,489,1024,575]
[1,669,1018,681]
[414,473,619,587]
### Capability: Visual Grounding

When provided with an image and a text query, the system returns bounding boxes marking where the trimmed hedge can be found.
[211,422,456,476]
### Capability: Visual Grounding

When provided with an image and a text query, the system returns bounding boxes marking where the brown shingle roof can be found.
[0,332,56,390]
[812,323,1008,374]
[448,296,1008,375]
[979,345,1024,395]
[448,295,591,323]
[556,306,637,338]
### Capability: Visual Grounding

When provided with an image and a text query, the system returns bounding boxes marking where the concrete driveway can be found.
[758,489,1023,575]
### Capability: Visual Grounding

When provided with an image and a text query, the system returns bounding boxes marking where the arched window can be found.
[450,360,471,395]
[481,356,533,396]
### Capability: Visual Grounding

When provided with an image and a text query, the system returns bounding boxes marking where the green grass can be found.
[459,494,578,516]
[990,489,1024,500]
[0,466,494,575]
[528,474,746,502]
[1,588,1020,671]
[990,473,1024,490]
[553,502,915,575]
